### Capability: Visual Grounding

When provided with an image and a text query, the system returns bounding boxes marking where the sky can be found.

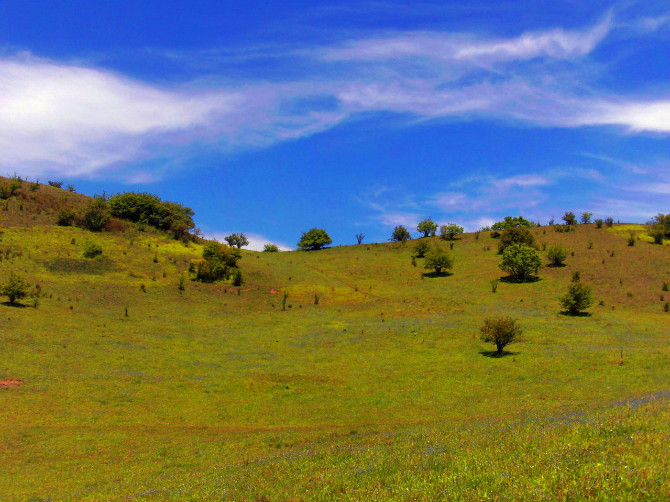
[1,0,668,249]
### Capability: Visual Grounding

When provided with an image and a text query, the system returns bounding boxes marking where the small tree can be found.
[417,218,438,238]
[224,233,249,249]
[263,243,280,252]
[1,272,29,304]
[604,217,614,228]
[297,228,332,250]
[560,282,593,315]
[498,227,535,253]
[499,243,542,281]
[580,212,593,224]
[547,245,568,266]
[424,247,454,275]
[491,216,533,230]
[390,225,411,243]
[595,218,604,229]
[562,212,577,226]
[355,233,364,245]
[480,316,522,356]
[413,240,431,258]
[81,197,110,231]
[440,223,463,241]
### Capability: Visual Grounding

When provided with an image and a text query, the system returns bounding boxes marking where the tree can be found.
[424,247,454,275]
[480,317,522,356]
[81,197,110,231]
[491,216,533,230]
[190,242,241,282]
[559,283,593,315]
[224,233,249,249]
[440,223,463,240]
[263,243,280,252]
[355,233,364,245]
[417,218,438,238]
[297,228,332,250]
[580,212,593,224]
[390,225,411,243]
[413,240,431,258]
[498,227,535,253]
[1,272,29,304]
[499,243,542,281]
[562,212,577,225]
[650,213,670,240]
[547,245,568,266]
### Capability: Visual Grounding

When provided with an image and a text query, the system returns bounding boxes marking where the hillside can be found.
[0,183,669,501]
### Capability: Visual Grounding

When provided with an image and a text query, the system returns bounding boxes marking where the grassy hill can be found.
[0,179,669,501]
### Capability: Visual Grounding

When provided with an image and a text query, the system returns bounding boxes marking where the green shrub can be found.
[413,240,431,258]
[417,218,438,237]
[423,247,453,275]
[480,316,522,356]
[560,283,593,315]
[390,225,411,243]
[232,269,244,287]
[605,217,614,227]
[562,211,577,225]
[439,223,463,240]
[263,243,280,252]
[580,212,593,224]
[491,216,533,230]
[48,180,64,188]
[0,272,29,304]
[56,208,75,226]
[498,227,535,253]
[662,281,668,292]
[190,242,241,283]
[490,279,499,293]
[627,232,636,246]
[81,197,110,231]
[82,241,102,258]
[572,271,581,282]
[595,219,603,228]
[225,233,249,249]
[499,243,542,282]
[108,192,195,239]
[547,245,568,266]
[297,228,332,250]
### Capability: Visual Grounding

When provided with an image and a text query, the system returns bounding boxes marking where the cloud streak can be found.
[1,9,668,179]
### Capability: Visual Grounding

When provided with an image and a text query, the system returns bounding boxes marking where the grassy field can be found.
[0,181,669,500]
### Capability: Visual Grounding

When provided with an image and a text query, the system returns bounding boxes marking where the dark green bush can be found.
[81,197,110,231]
[0,272,29,304]
[263,243,280,252]
[56,208,75,226]
[190,242,241,282]
[413,240,431,258]
[423,247,453,275]
[547,245,568,266]
[480,316,522,356]
[498,227,535,253]
[560,283,593,315]
[82,241,102,258]
[108,192,195,239]
[595,219,603,229]
[439,223,463,240]
[390,225,411,243]
[491,216,533,230]
[499,243,542,282]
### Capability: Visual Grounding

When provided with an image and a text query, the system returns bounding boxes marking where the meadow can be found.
[0,181,669,501]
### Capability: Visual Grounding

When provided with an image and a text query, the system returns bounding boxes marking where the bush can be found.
[225,233,249,249]
[56,208,75,226]
[498,227,535,253]
[413,240,431,258]
[560,283,593,315]
[423,247,453,275]
[390,225,411,243]
[0,272,29,304]
[82,241,102,258]
[190,242,241,282]
[232,269,244,287]
[440,223,463,241]
[627,232,636,246]
[48,180,64,188]
[580,212,593,224]
[562,211,577,225]
[547,245,568,266]
[417,218,438,237]
[263,243,280,252]
[605,217,614,227]
[480,316,522,356]
[491,216,533,230]
[297,228,332,250]
[81,197,110,231]
[108,192,195,239]
[595,219,603,229]
[499,243,542,282]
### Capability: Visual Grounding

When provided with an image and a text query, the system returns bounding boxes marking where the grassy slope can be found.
[0,181,669,500]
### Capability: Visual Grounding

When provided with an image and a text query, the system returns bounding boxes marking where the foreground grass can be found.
[0,218,669,500]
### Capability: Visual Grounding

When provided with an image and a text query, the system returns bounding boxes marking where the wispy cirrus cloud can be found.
[1,8,668,180]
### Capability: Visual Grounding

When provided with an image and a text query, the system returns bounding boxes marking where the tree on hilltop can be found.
[417,218,438,238]
[298,228,332,250]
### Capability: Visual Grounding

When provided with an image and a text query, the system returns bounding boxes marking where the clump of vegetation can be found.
[417,218,438,238]
[56,208,76,226]
[662,281,669,292]
[232,269,244,287]
[108,192,195,239]
[547,245,568,266]
[562,211,577,225]
[560,282,593,315]
[480,316,522,356]
[439,223,463,241]
[628,232,636,246]
[595,218,603,228]
[297,228,332,250]
[490,279,499,293]
[390,225,411,243]
[649,213,669,244]
[498,227,535,253]
[605,217,614,227]
[572,271,581,282]
[178,275,186,292]
[499,243,542,282]
[423,247,453,275]
[48,180,64,188]
[580,211,593,224]
[1,272,29,304]
[491,216,533,230]
[81,197,111,231]
[263,243,280,252]
[413,240,431,258]
[225,233,249,249]
[82,241,102,258]
[189,242,241,282]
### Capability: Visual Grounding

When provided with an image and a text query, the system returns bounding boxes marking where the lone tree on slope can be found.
[417,218,438,238]
[297,228,332,250]
[480,316,522,356]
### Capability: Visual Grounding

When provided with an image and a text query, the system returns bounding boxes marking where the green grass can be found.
[0,197,669,501]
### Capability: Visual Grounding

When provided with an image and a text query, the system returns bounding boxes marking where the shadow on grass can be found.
[559,310,592,317]
[479,350,519,358]
[547,263,567,268]
[1,301,27,308]
[422,271,454,279]
[499,275,541,284]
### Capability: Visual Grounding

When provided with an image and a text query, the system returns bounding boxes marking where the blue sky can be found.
[1,1,668,249]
